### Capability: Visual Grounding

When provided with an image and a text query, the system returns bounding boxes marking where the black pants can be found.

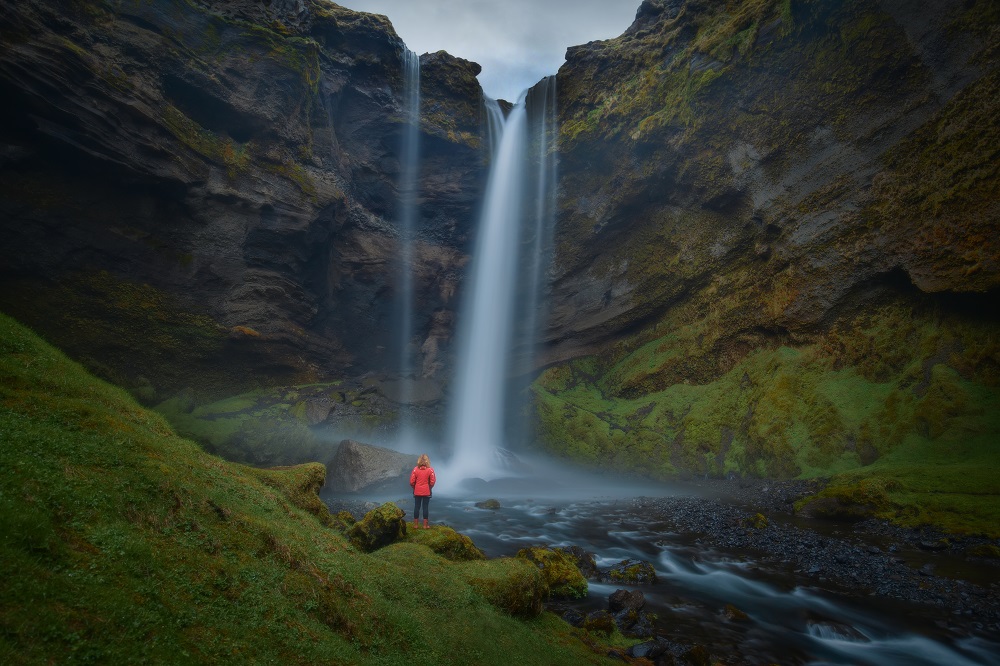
[414,495,430,520]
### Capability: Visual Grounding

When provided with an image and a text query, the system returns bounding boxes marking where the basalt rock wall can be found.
[0,0,487,401]
[534,0,1000,481]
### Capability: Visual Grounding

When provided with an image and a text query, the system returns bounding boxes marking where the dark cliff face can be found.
[534,0,999,482]
[0,0,487,400]
[548,0,998,364]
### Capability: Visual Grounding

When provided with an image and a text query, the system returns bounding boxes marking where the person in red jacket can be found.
[409,453,436,529]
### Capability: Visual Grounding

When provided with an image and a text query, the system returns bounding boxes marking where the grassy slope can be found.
[0,312,619,665]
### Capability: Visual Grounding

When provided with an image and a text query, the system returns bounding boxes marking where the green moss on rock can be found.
[516,547,589,599]
[532,297,1000,536]
[406,525,486,561]
[605,559,657,585]
[347,502,406,552]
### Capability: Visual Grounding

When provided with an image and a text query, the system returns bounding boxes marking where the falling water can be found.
[395,48,421,437]
[483,97,505,156]
[520,76,557,368]
[444,86,557,486]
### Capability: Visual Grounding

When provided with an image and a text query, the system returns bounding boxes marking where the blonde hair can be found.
[417,454,430,468]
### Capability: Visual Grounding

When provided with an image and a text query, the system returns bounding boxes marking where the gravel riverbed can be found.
[627,479,1000,639]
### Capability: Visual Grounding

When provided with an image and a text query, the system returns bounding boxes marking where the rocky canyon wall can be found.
[0,0,486,402]
[533,0,999,483]
[1,0,998,490]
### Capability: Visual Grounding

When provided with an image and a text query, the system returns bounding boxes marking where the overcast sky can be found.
[335,0,642,101]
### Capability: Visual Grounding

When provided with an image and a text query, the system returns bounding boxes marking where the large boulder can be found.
[326,439,413,493]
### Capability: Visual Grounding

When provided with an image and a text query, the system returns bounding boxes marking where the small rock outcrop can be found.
[406,525,485,561]
[346,502,407,552]
[516,546,589,599]
[601,558,658,585]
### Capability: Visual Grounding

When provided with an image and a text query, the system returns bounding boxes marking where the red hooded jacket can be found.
[410,465,436,497]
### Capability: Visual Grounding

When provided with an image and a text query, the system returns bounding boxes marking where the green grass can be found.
[532,302,1000,536]
[0,312,625,664]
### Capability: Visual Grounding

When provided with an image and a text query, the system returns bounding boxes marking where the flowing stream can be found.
[360,482,998,666]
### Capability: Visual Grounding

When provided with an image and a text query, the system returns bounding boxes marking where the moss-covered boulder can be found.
[406,525,486,561]
[602,559,658,586]
[581,610,616,635]
[516,546,589,599]
[561,545,600,579]
[744,512,769,529]
[347,502,407,552]
[454,558,547,618]
[795,477,895,522]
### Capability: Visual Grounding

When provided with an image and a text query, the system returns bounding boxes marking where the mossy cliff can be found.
[534,0,1000,532]
[0,312,626,664]
[0,0,486,403]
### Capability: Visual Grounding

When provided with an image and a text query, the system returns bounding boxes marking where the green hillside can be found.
[533,300,1000,536]
[0,312,618,664]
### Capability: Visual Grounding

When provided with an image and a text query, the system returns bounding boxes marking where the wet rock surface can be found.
[326,439,413,493]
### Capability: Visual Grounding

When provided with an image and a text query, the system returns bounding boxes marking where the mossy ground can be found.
[0,312,629,664]
[532,300,1000,537]
[153,378,400,467]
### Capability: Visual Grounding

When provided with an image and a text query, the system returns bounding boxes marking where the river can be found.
[324,470,999,665]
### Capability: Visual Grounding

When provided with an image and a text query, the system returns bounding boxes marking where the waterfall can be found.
[444,85,557,486]
[522,77,557,364]
[483,97,504,156]
[395,48,421,442]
